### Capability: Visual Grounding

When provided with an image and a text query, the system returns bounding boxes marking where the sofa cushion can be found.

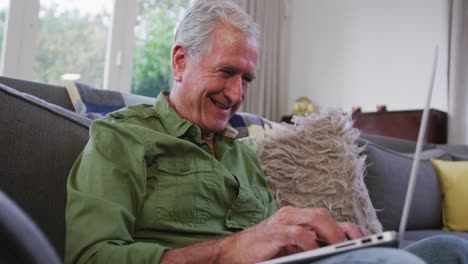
[0,76,74,110]
[228,112,272,139]
[360,134,420,153]
[0,83,90,257]
[65,81,155,119]
[434,144,468,161]
[451,153,468,161]
[430,159,468,232]
[361,139,451,231]
[259,111,382,235]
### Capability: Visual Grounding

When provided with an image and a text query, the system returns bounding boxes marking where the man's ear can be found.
[172,45,187,82]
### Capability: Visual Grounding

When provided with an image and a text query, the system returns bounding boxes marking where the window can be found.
[1,0,193,93]
[33,0,113,86]
[131,0,191,97]
[0,0,9,61]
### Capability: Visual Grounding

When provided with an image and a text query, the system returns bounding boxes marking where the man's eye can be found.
[243,76,253,83]
[220,69,234,77]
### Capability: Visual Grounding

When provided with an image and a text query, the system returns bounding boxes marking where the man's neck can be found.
[167,94,218,155]
[201,133,216,156]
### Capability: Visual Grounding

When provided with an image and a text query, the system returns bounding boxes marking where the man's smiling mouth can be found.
[209,97,230,110]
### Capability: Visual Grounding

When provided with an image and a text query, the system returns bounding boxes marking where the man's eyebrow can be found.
[218,65,255,81]
[218,65,237,72]
[217,65,256,82]
[244,72,256,81]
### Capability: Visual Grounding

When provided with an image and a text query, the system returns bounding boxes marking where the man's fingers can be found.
[338,222,364,239]
[297,230,320,251]
[273,207,346,245]
[283,227,320,252]
[255,207,362,261]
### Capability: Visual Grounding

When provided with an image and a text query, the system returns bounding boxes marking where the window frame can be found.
[0,0,136,93]
[104,0,136,92]
[0,0,40,80]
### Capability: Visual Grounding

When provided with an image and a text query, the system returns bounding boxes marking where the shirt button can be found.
[110,112,124,119]
[179,161,189,171]
[188,128,197,137]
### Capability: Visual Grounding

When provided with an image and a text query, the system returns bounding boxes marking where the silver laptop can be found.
[258,47,439,264]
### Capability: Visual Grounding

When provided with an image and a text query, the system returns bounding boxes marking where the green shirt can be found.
[65,91,277,264]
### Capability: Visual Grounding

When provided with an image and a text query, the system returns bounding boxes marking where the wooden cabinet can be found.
[352,109,447,144]
[281,109,448,144]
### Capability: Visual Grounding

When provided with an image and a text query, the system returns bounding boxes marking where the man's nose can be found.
[224,75,244,104]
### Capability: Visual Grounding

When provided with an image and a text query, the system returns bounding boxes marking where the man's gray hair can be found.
[174,0,260,60]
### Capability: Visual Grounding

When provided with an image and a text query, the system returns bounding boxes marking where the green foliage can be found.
[33,5,110,86]
[7,1,191,95]
[131,0,191,97]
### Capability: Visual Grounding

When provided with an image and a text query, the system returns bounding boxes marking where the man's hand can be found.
[161,206,364,264]
[216,206,363,263]
[338,222,364,240]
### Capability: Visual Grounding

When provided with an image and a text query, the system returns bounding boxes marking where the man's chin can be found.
[204,121,229,135]
[198,114,234,135]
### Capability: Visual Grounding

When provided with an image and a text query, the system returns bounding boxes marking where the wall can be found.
[286,0,450,114]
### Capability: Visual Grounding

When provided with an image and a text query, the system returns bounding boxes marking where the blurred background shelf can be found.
[352,109,447,144]
[281,108,447,144]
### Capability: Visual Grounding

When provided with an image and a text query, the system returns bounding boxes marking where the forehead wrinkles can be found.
[213,36,257,69]
[193,25,257,76]
[209,48,257,77]
[207,23,257,54]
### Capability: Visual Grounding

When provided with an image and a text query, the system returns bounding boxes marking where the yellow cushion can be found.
[431,159,468,231]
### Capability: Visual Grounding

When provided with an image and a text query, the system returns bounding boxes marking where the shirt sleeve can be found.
[65,118,168,264]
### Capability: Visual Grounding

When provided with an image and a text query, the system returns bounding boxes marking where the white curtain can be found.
[235,0,288,122]
[448,0,468,144]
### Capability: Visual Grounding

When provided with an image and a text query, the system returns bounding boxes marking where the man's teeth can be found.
[210,98,229,110]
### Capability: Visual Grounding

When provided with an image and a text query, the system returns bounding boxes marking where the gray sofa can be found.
[1,76,467,259]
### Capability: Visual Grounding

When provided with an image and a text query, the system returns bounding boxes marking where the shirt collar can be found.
[153,90,192,138]
[153,90,239,140]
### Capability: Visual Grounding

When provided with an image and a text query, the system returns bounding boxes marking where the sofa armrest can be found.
[0,83,90,257]
[0,76,74,111]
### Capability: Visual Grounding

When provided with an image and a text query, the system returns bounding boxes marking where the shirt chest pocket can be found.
[149,158,215,224]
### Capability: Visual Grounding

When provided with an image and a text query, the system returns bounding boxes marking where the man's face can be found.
[170,24,258,136]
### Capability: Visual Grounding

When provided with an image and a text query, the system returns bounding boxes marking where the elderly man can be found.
[65,1,468,263]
